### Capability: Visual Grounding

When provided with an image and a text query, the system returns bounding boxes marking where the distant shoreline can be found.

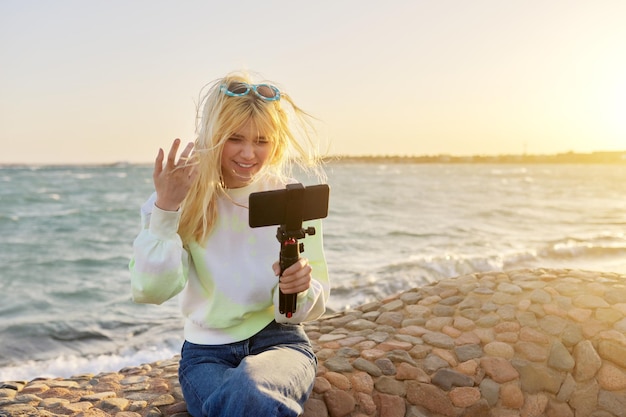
[326,150,626,165]
[1,150,626,167]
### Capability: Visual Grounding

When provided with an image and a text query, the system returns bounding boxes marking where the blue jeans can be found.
[178,321,317,417]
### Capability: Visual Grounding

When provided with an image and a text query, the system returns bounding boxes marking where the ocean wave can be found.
[0,342,182,383]
[387,230,442,239]
[35,255,129,268]
[3,208,82,219]
[540,238,626,259]
[0,214,20,222]
[327,236,626,311]
[0,316,182,370]
[49,327,113,343]
[397,238,626,277]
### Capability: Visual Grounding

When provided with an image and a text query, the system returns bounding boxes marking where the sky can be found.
[1,0,625,164]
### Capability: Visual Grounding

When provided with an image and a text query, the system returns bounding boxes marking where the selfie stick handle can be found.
[279,237,300,318]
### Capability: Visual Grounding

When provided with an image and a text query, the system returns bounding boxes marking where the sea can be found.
[1,161,626,382]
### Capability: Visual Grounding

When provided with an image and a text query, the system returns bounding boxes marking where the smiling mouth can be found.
[236,162,255,168]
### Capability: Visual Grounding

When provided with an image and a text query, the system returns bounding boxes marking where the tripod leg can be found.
[279,291,297,318]
[279,238,300,318]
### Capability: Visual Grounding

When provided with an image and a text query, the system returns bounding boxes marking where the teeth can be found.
[237,163,253,168]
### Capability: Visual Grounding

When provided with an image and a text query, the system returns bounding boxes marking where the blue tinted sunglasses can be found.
[220,82,281,101]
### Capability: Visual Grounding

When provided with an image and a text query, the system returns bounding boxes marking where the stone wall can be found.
[1,268,625,417]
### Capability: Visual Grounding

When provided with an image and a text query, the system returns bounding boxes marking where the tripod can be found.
[249,183,330,318]
[276,222,316,317]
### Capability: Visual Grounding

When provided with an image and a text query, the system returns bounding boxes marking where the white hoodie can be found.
[129,176,329,345]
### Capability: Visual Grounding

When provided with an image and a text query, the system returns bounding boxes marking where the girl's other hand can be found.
[273,258,312,295]
[154,139,198,211]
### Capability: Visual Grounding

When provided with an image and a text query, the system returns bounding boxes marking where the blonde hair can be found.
[178,71,324,245]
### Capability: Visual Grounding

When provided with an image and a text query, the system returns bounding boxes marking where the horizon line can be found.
[1,149,626,167]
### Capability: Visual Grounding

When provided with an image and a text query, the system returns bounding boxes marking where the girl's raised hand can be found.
[153,139,198,211]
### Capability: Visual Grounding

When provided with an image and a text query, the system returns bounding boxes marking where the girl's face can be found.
[221,118,273,188]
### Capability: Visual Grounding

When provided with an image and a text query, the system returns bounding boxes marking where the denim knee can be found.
[202,377,299,417]
[177,323,316,417]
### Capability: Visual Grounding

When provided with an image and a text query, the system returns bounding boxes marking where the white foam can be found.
[0,344,181,383]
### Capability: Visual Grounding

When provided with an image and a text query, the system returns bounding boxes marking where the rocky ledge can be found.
[1,268,625,417]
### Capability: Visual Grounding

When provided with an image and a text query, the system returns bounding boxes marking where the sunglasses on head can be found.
[220,82,281,101]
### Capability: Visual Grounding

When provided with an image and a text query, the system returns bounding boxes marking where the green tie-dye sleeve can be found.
[130,201,189,305]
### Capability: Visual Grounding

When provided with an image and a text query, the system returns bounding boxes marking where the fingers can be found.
[167,139,197,169]
[156,139,195,173]
[154,148,164,177]
[180,141,195,163]
[280,278,311,294]
[279,258,312,294]
[166,139,181,167]
[152,139,197,211]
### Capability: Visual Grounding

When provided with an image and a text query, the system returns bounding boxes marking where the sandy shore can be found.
[1,268,625,417]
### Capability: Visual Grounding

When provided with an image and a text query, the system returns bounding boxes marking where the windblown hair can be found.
[177,71,324,245]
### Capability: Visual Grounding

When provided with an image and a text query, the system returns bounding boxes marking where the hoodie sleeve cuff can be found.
[149,204,182,240]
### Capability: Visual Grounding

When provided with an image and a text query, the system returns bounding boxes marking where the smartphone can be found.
[249,183,330,228]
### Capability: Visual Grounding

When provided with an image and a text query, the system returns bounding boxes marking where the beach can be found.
[2,268,625,417]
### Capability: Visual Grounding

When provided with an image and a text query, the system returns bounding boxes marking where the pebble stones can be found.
[1,268,625,417]
[304,268,626,417]
[0,359,184,417]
